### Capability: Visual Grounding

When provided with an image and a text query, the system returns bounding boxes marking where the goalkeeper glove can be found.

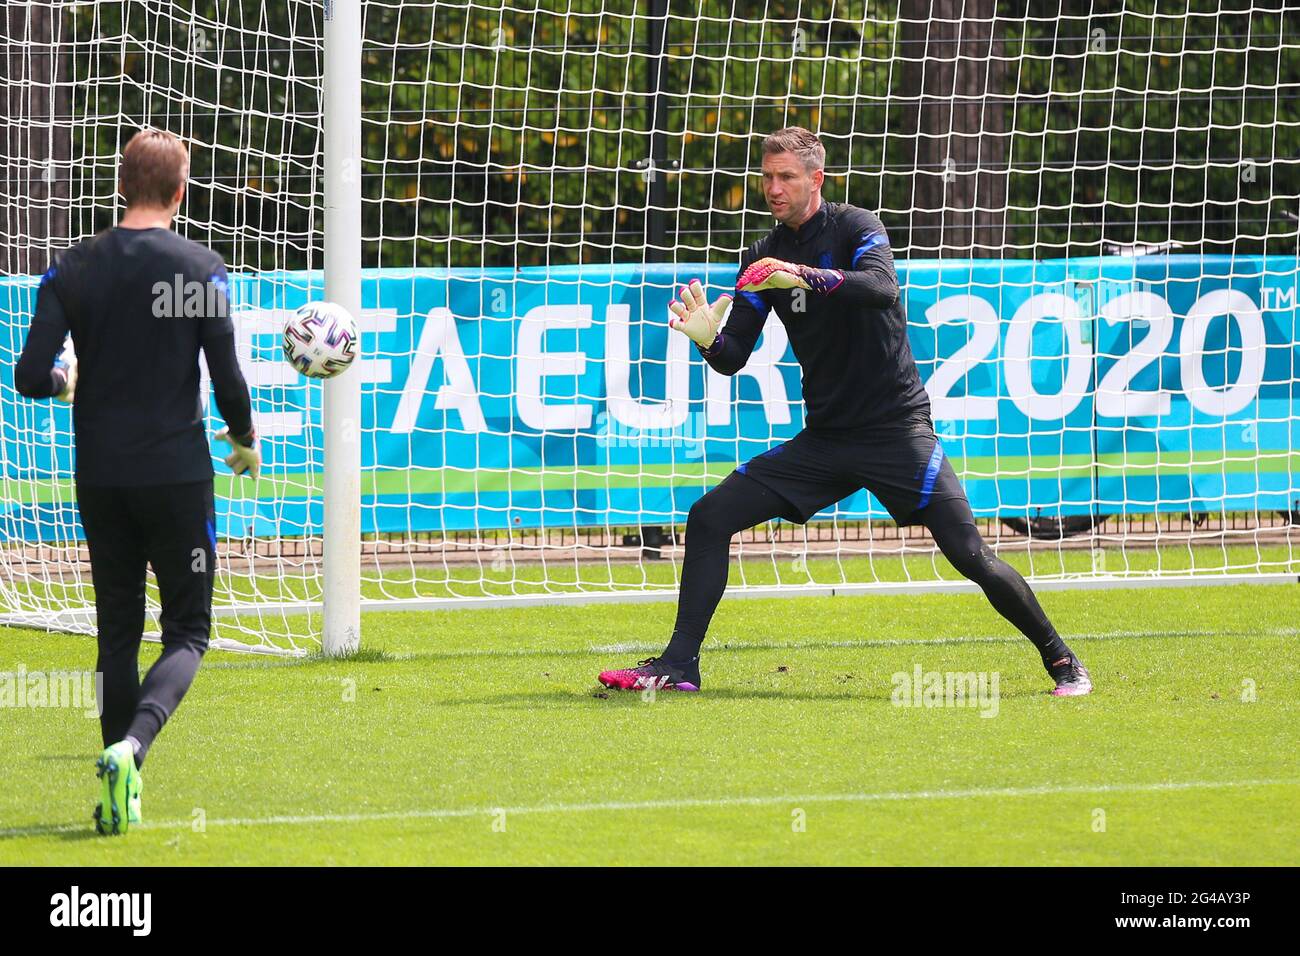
[52,337,76,404]
[668,279,732,350]
[736,256,844,295]
[216,426,261,480]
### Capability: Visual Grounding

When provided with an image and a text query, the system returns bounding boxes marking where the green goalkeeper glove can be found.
[216,426,261,479]
[668,279,732,349]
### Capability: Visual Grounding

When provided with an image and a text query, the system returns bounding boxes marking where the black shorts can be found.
[736,422,967,526]
[76,479,216,651]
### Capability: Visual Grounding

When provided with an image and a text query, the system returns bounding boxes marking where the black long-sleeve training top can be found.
[15,226,253,487]
[701,201,931,433]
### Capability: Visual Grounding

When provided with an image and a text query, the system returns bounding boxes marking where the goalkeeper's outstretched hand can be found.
[668,279,731,349]
[216,427,261,480]
[53,337,77,404]
[736,257,810,292]
[737,256,845,295]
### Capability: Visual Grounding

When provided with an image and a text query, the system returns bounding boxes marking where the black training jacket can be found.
[702,201,931,433]
[15,227,253,486]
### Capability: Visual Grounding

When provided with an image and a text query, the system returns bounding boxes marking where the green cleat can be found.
[128,771,143,827]
[93,741,141,836]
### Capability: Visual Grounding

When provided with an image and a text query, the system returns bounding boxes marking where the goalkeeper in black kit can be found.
[598,127,1092,698]
[15,128,260,834]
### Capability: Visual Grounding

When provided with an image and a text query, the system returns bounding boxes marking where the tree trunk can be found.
[898,0,1008,258]
[1,3,71,275]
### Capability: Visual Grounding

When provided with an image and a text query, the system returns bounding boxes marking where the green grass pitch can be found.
[1,580,1297,865]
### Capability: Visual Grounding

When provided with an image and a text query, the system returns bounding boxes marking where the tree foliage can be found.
[47,0,1300,272]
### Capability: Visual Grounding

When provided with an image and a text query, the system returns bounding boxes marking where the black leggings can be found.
[78,480,215,768]
[665,471,1068,665]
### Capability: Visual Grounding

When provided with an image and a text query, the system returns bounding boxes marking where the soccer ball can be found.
[282,302,357,379]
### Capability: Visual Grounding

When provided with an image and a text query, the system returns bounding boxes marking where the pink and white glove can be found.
[736,257,844,295]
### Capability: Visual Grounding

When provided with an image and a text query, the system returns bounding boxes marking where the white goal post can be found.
[322,0,362,657]
[0,2,1296,655]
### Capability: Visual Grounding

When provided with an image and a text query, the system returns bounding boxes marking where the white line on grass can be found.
[594,628,1300,656]
[2,777,1295,840]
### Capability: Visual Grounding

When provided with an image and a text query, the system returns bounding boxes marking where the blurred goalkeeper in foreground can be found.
[15,128,259,834]
[599,127,1092,698]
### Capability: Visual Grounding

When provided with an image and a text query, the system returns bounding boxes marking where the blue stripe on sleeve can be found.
[740,290,769,317]
[851,231,889,267]
[917,439,945,510]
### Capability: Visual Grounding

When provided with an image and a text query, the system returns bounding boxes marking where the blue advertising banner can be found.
[2,255,1297,540]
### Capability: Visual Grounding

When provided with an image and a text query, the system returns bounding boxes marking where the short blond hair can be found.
[120,128,189,208]
[761,127,825,172]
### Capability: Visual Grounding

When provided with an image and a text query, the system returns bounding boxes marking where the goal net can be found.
[1,1,1297,653]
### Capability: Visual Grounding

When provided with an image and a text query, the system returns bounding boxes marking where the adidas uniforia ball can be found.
[283,302,358,379]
